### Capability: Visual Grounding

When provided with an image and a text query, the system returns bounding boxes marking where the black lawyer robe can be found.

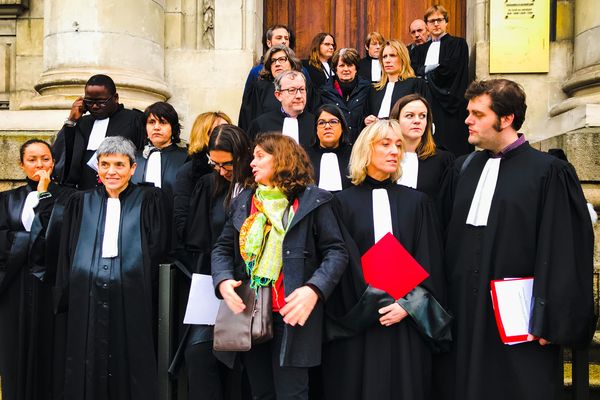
[357,56,380,83]
[302,60,333,91]
[322,176,446,400]
[436,143,596,400]
[365,78,429,122]
[402,149,455,200]
[411,34,472,156]
[306,143,353,191]
[54,184,169,400]
[0,181,73,400]
[132,144,187,254]
[52,104,146,190]
[247,110,315,151]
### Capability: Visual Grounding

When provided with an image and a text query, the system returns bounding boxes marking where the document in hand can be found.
[490,277,534,345]
[183,273,222,325]
[360,232,430,300]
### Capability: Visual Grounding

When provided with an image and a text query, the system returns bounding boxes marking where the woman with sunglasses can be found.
[307,104,353,192]
[0,139,74,399]
[390,94,454,199]
[177,124,254,400]
[212,134,347,400]
[239,45,316,130]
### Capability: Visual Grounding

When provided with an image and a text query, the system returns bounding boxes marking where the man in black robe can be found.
[407,19,430,55]
[54,136,168,400]
[437,79,596,400]
[247,70,315,151]
[411,5,472,156]
[52,74,146,190]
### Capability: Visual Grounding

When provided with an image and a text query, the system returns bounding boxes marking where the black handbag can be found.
[213,280,273,351]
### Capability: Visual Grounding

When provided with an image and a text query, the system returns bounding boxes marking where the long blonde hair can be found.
[349,120,405,185]
[374,40,415,91]
[188,111,232,155]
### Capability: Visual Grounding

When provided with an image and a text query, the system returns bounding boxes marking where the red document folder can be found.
[489,277,534,345]
[360,232,429,300]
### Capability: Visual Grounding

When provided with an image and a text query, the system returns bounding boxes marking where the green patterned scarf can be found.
[239,185,295,288]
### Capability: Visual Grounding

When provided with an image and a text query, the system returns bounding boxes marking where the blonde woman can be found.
[323,119,449,400]
[364,40,428,126]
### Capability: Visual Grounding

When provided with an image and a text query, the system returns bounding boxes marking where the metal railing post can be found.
[158,263,176,400]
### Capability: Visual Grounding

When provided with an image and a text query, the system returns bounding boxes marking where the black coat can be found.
[0,181,73,400]
[52,105,146,190]
[211,185,348,368]
[302,60,333,91]
[306,143,353,191]
[319,77,371,143]
[411,34,472,156]
[55,184,169,400]
[247,110,315,152]
[357,56,381,83]
[366,78,429,122]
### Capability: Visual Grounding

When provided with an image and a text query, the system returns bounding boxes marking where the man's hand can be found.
[279,286,319,326]
[68,97,86,122]
[378,303,409,326]
[527,334,551,346]
[218,279,246,314]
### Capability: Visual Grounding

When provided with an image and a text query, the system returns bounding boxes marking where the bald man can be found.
[408,19,430,51]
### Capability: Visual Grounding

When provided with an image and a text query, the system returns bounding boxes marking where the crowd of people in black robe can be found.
[0,4,597,400]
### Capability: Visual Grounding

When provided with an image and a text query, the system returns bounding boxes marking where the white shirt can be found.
[370,59,382,82]
[87,118,110,151]
[372,188,393,243]
[397,152,419,189]
[377,82,395,118]
[318,153,343,191]
[281,117,299,144]
[102,198,121,258]
[21,191,39,232]
[466,158,502,226]
[145,150,162,188]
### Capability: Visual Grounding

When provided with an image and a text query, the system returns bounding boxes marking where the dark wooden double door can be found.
[264,0,466,59]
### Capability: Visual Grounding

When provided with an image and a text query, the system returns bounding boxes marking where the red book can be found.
[360,232,430,300]
[489,277,534,345]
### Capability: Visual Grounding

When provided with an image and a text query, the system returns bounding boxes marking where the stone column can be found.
[22,0,170,111]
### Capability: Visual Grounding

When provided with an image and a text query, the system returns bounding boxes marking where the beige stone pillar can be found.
[22,0,170,111]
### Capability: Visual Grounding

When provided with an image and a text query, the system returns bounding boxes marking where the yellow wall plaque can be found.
[490,0,550,73]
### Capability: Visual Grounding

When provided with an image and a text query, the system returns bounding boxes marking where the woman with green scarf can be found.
[211,133,348,400]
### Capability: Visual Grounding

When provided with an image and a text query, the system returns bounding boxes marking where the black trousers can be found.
[241,314,309,400]
[185,341,245,400]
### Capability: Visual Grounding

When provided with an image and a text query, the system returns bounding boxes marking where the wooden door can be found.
[264,0,466,59]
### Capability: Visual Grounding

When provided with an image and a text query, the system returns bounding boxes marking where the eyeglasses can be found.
[271,56,288,64]
[278,87,306,95]
[207,155,234,171]
[83,94,115,108]
[427,18,446,24]
[317,119,340,127]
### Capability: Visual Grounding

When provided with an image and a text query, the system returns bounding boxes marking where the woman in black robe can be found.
[178,124,253,400]
[319,48,371,143]
[302,32,336,90]
[0,139,73,400]
[357,31,385,83]
[54,136,169,400]
[364,40,429,127]
[306,104,352,192]
[322,120,450,400]
[389,94,454,199]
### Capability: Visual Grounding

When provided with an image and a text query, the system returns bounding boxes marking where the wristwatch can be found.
[64,119,77,128]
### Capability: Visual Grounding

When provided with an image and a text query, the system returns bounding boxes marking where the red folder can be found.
[360,232,429,300]
[490,277,534,345]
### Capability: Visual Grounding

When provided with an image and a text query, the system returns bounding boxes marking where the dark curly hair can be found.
[144,101,182,144]
[253,134,314,200]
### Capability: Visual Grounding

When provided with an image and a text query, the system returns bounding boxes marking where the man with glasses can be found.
[247,70,314,151]
[52,74,146,190]
[411,5,472,156]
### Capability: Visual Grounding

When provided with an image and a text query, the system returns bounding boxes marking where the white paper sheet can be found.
[491,277,533,345]
[183,273,222,325]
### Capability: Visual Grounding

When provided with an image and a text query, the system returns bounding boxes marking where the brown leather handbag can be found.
[213,280,273,351]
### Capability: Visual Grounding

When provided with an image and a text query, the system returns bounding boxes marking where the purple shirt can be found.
[490,134,526,158]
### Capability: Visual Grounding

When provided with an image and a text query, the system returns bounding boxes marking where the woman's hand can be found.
[378,302,408,326]
[364,115,378,126]
[279,286,319,326]
[218,279,246,314]
[34,169,52,193]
